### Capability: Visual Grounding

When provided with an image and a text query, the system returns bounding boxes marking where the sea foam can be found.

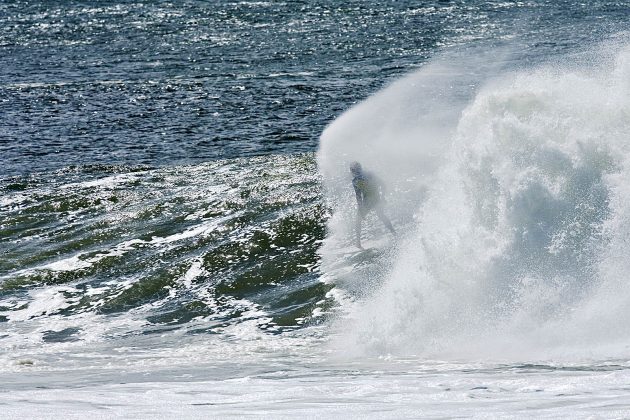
[319,41,630,361]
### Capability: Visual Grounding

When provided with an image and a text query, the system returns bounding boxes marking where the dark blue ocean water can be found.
[1,0,627,176]
[3,3,630,416]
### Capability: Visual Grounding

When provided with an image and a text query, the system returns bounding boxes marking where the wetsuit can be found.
[352,170,395,248]
[352,172,380,216]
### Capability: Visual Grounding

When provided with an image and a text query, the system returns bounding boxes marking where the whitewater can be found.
[320,41,630,363]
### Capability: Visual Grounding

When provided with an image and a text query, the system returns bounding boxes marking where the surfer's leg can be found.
[356,208,364,249]
[375,206,395,235]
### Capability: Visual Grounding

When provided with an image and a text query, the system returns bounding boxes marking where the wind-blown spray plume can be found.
[318,48,509,247]
[318,43,630,361]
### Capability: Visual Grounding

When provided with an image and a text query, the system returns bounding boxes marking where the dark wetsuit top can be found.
[352,172,380,211]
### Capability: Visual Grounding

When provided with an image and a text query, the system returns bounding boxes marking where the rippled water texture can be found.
[2,0,628,175]
[1,155,327,341]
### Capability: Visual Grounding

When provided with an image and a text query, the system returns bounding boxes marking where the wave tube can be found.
[318,42,630,361]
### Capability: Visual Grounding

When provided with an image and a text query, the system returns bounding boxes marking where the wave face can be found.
[318,42,630,360]
[0,155,331,369]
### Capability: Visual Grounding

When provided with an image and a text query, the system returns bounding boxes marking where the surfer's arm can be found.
[353,184,364,208]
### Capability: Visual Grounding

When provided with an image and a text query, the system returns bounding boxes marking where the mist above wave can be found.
[319,41,630,361]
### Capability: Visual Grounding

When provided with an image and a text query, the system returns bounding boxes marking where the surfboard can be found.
[324,237,393,271]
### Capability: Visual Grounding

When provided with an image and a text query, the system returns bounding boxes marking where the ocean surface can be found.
[2,1,630,418]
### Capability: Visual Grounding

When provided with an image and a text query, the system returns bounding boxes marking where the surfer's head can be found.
[350,161,362,176]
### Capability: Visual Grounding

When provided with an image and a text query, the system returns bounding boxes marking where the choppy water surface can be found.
[3,0,630,418]
[2,0,628,175]
[1,155,327,334]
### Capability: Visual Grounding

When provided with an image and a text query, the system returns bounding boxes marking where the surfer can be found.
[350,161,395,249]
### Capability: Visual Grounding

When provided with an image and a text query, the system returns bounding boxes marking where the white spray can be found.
[318,42,630,361]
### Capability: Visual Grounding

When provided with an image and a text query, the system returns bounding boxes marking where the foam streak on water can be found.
[4,360,630,418]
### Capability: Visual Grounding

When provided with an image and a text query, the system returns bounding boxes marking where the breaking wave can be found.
[319,41,630,360]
